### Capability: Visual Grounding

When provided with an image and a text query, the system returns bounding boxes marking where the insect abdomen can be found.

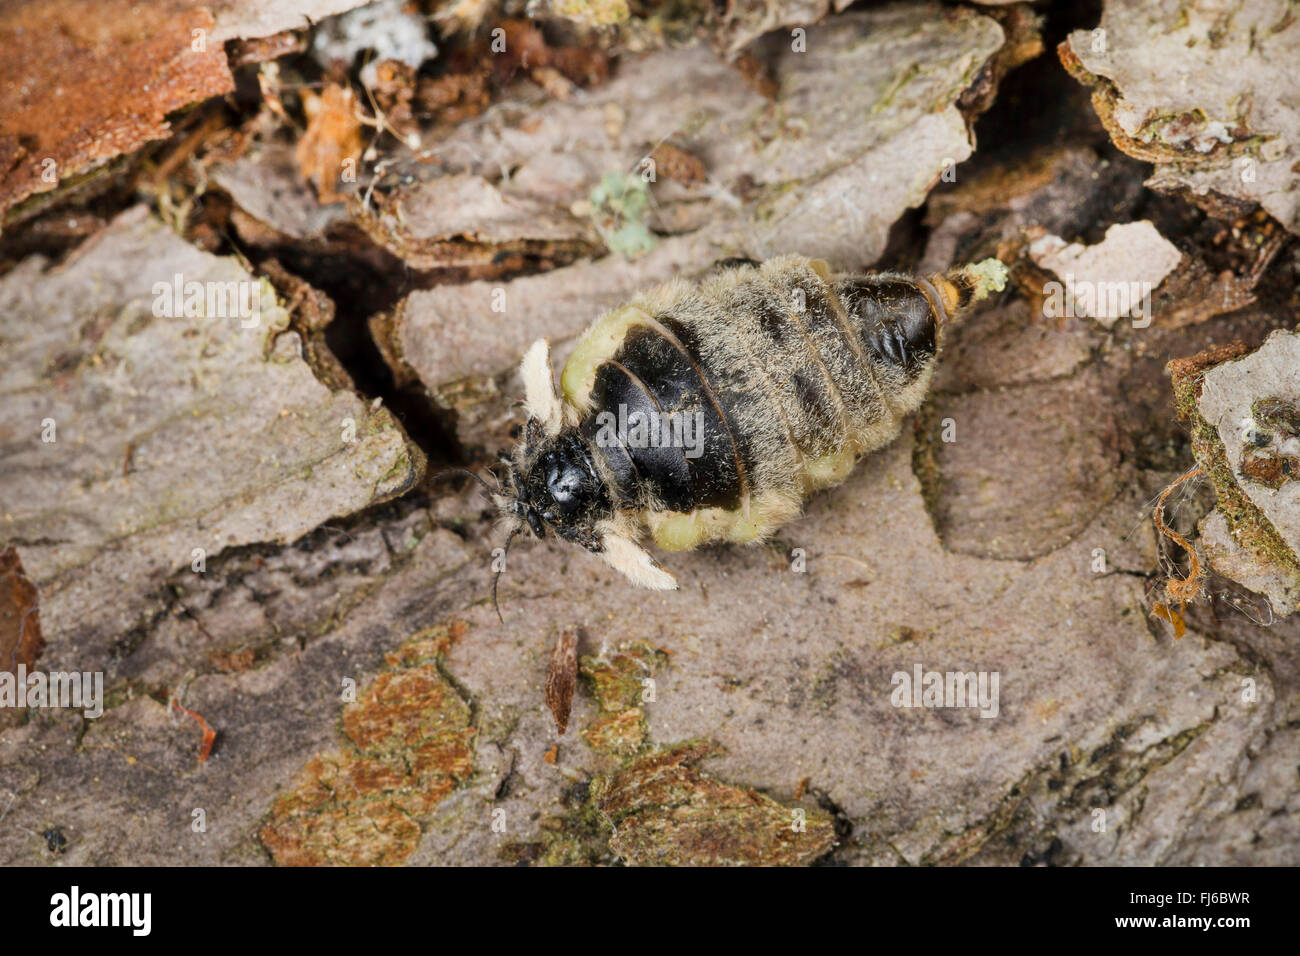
[563,254,993,551]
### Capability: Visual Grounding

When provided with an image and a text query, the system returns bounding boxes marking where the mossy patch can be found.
[500,780,615,867]
[579,640,668,756]
[507,742,839,867]
[591,742,838,866]
[1168,345,1300,595]
[501,642,838,865]
[549,0,630,27]
[259,620,473,866]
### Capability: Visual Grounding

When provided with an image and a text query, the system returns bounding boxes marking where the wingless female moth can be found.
[493,254,1009,591]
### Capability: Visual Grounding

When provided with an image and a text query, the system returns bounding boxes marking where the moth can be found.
[494,254,1007,592]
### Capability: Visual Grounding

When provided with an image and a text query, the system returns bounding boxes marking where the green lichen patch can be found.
[583,171,656,259]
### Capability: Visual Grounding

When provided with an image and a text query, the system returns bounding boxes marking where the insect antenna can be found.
[427,468,520,620]
[493,524,522,624]
[428,467,499,503]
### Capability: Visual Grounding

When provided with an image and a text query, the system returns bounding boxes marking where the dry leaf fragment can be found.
[734,50,778,100]
[489,20,608,90]
[0,548,41,768]
[296,83,364,204]
[545,630,578,735]
[650,143,706,188]
[172,699,217,763]
[417,70,490,125]
[371,59,418,141]
[1151,603,1186,640]
[0,548,43,720]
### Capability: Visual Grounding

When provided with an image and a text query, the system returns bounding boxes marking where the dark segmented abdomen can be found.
[579,319,748,512]
[580,359,692,510]
[654,282,809,509]
[581,255,947,510]
[834,275,938,399]
[766,261,894,453]
[709,269,848,462]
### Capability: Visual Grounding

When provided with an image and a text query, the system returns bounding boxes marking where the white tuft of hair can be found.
[521,338,564,434]
[596,522,679,590]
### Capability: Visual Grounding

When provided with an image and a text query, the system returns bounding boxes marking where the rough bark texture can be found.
[1062,0,1300,233]
[1,0,1298,867]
